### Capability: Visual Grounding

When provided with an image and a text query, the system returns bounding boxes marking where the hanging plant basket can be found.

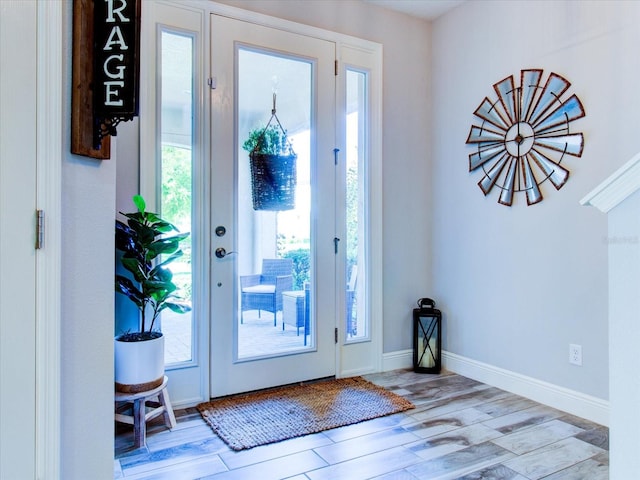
[250,151,297,211]
[244,95,297,211]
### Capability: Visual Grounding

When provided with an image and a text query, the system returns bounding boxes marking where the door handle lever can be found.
[215,247,236,259]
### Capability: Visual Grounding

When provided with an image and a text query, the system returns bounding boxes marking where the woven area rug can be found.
[197,377,414,450]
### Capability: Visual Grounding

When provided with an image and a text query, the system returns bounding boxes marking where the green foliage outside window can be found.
[345,164,359,278]
[161,146,192,226]
[161,145,193,301]
[281,248,310,291]
[277,163,359,290]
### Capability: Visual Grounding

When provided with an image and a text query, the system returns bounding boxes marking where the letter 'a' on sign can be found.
[93,0,141,148]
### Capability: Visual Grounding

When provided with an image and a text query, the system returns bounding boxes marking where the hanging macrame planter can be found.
[245,94,297,211]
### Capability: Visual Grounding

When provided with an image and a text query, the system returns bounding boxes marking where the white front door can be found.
[209,15,337,397]
[0,1,37,477]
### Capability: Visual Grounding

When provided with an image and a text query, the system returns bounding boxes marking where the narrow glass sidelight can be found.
[345,68,368,341]
[159,30,195,364]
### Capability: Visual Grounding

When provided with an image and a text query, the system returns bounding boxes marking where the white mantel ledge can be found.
[581,151,640,213]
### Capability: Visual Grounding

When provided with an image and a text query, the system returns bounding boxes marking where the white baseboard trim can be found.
[340,366,378,378]
[382,349,414,372]
[382,349,609,427]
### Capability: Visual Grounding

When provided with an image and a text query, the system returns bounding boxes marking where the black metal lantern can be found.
[413,298,442,373]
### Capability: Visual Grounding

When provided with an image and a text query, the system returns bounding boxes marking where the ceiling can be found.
[362,0,466,21]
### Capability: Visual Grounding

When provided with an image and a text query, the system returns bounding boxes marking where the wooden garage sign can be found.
[71,0,140,159]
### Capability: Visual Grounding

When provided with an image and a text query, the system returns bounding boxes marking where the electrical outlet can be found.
[569,344,582,366]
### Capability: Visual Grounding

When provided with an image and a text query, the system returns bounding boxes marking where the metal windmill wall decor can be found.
[466,69,585,206]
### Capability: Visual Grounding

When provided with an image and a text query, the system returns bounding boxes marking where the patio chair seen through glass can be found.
[240,258,294,326]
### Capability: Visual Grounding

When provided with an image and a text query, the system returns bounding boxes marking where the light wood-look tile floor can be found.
[114,369,608,480]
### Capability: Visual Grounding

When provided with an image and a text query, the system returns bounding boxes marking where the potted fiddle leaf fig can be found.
[115,194,191,393]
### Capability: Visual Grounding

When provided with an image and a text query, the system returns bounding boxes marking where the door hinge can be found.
[208,77,217,89]
[335,59,338,76]
[335,327,338,344]
[36,209,44,249]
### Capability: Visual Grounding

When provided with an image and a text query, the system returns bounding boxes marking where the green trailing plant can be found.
[242,124,294,156]
[281,248,311,290]
[115,195,191,341]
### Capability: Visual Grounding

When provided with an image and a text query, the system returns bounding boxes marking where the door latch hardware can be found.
[215,247,235,259]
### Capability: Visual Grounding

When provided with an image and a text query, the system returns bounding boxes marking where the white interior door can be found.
[0,1,37,477]
[209,14,337,397]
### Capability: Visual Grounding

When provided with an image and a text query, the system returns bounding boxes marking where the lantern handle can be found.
[417,297,435,309]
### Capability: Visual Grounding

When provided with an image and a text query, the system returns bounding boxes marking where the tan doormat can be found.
[197,376,415,450]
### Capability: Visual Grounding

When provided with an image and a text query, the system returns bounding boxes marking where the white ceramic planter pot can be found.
[115,333,165,393]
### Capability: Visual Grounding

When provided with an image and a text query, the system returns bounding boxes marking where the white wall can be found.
[61,0,116,476]
[213,0,434,353]
[431,0,640,401]
[608,188,640,477]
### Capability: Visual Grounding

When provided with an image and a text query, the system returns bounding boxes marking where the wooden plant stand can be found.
[115,376,176,448]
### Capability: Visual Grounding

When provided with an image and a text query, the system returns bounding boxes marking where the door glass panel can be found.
[346,69,368,341]
[159,30,194,364]
[237,47,313,360]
